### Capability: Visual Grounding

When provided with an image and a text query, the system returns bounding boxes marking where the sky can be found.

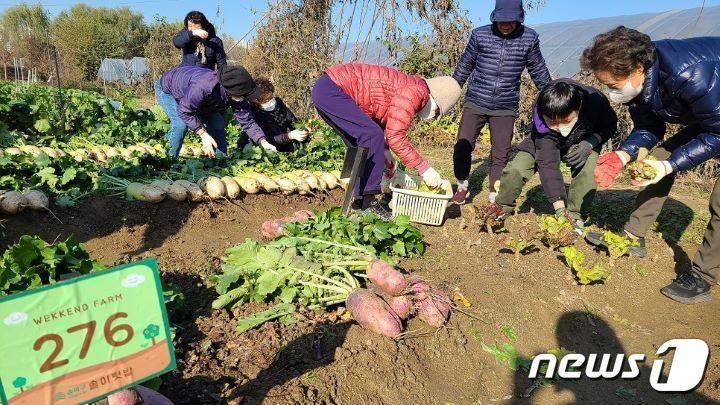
[0,0,717,39]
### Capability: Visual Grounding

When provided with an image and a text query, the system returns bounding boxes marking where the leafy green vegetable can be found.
[236,303,297,334]
[537,214,577,249]
[602,231,638,259]
[283,207,424,259]
[501,324,517,342]
[560,246,611,285]
[0,235,105,296]
[481,342,524,370]
[161,281,185,318]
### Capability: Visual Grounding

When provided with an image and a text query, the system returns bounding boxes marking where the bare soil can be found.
[2,188,719,405]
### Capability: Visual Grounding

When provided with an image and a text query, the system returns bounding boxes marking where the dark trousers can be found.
[453,106,515,192]
[311,74,385,199]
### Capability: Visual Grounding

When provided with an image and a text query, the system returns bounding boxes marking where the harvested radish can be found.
[199,176,226,200]
[40,147,59,158]
[319,172,338,189]
[221,176,241,199]
[234,176,260,194]
[272,176,297,195]
[23,190,49,210]
[105,147,119,158]
[367,259,407,296]
[175,180,204,202]
[389,295,413,320]
[284,174,311,195]
[168,181,189,201]
[0,191,27,214]
[4,147,22,155]
[127,183,165,203]
[150,180,172,193]
[346,288,402,338]
[415,296,448,327]
[261,219,286,240]
[20,145,42,156]
[292,210,314,221]
[248,173,279,193]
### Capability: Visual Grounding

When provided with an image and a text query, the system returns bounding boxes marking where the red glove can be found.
[595,152,626,189]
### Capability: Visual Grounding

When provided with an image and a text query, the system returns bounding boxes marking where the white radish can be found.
[234,176,260,194]
[284,174,311,195]
[126,183,165,203]
[199,177,226,200]
[40,147,59,158]
[272,176,297,195]
[23,190,49,210]
[0,191,27,214]
[221,176,241,199]
[150,180,173,193]
[320,172,339,189]
[175,180,203,202]
[246,173,279,193]
[168,181,189,201]
[4,147,22,155]
[20,145,42,156]
[105,147,119,158]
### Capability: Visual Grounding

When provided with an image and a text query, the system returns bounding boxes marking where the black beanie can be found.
[217,65,258,99]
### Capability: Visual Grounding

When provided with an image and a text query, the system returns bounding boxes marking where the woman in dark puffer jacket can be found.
[173,11,227,70]
[582,26,720,305]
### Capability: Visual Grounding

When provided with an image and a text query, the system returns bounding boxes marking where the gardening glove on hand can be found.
[260,139,278,153]
[630,159,673,187]
[199,132,218,158]
[192,29,209,39]
[288,129,309,142]
[594,151,629,189]
[384,148,397,179]
[420,166,442,189]
[564,136,600,169]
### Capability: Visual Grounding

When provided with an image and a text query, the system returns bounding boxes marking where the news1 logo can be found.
[529,339,710,392]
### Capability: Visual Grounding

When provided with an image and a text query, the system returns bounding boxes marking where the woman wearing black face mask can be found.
[582,26,720,304]
[173,11,227,70]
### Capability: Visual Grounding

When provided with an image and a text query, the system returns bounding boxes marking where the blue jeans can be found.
[154,79,228,158]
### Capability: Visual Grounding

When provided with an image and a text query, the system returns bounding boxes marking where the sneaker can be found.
[585,232,647,258]
[362,200,393,221]
[451,187,469,205]
[661,272,712,304]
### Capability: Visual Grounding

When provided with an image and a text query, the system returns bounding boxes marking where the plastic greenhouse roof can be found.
[533,5,720,78]
[97,57,149,85]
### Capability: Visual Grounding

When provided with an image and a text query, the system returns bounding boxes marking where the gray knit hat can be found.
[424,76,462,116]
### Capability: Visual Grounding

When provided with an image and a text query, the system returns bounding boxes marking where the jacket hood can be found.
[491,0,525,23]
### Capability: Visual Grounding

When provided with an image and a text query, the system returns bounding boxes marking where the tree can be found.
[52,5,148,83]
[143,323,160,345]
[144,16,184,80]
[0,4,51,78]
[12,377,26,393]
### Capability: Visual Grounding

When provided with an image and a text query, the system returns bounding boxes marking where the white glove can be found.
[199,132,217,158]
[260,139,278,153]
[191,29,209,39]
[631,159,674,187]
[288,129,309,142]
[421,167,442,189]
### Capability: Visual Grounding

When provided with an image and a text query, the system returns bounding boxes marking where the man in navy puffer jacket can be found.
[451,0,551,204]
[581,26,720,304]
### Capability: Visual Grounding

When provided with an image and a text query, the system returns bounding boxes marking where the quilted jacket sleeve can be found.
[526,36,551,90]
[173,28,192,49]
[666,62,720,172]
[232,101,267,144]
[210,36,227,68]
[619,102,667,160]
[385,84,429,171]
[452,31,478,88]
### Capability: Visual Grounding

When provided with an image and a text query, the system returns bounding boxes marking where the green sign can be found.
[0,259,175,405]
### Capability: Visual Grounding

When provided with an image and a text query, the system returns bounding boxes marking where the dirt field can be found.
[2,150,719,404]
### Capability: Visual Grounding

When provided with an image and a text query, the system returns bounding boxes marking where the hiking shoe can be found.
[451,187,469,205]
[585,232,647,258]
[362,200,393,221]
[661,272,712,304]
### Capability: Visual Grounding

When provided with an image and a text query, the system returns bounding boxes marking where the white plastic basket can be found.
[389,172,453,226]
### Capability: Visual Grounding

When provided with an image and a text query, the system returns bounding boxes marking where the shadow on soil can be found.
[512,311,715,404]
[227,322,351,404]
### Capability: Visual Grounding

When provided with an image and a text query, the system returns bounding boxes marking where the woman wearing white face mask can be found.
[487,80,617,230]
[239,77,309,153]
[581,26,720,304]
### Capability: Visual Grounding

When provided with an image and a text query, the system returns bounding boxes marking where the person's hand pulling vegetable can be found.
[197,129,217,158]
[564,134,601,169]
[288,129,309,142]
[594,151,630,188]
[260,139,278,153]
[630,159,673,187]
[420,167,442,189]
[191,29,209,39]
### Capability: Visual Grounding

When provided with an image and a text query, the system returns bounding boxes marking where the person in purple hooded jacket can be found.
[451,0,551,205]
[155,65,273,158]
